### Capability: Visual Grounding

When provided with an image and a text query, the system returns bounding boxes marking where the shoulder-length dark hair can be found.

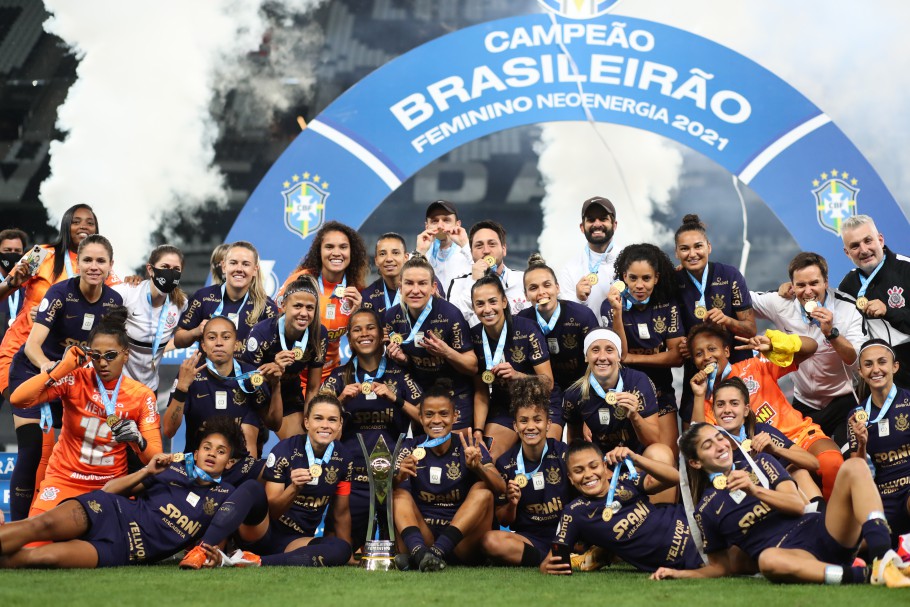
[51,204,98,281]
[294,221,369,289]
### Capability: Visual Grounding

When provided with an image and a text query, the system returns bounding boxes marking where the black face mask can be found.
[0,252,21,273]
[151,267,181,293]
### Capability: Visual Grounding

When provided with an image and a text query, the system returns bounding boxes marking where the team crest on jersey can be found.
[754,402,776,424]
[324,465,339,485]
[812,169,858,236]
[895,413,909,432]
[537,0,619,19]
[39,486,60,501]
[546,466,561,485]
[510,346,527,364]
[232,390,245,406]
[888,286,906,309]
[653,316,667,334]
[615,487,633,501]
[563,334,578,350]
[282,171,328,240]
[446,461,461,481]
[383,379,398,396]
[203,497,218,516]
[87,499,102,513]
[741,375,759,395]
[711,293,725,309]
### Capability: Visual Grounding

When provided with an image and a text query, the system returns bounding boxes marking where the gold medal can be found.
[412,447,426,461]
[740,439,752,452]
[434,230,446,241]
[614,405,626,420]
[695,305,707,319]
[106,414,120,428]
[537,297,550,305]
[586,273,599,285]
[309,464,323,478]
[292,347,304,361]
[703,362,717,375]
[482,370,495,384]
[854,409,869,424]
[712,475,727,490]
[250,372,264,387]
[515,474,528,489]
[483,255,496,267]
[804,300,818,314]
[361,382,373,395]
[611,280,625,292]
[172,452,185,462]
[856,296,868,310]
[605,391,617,405]
[601,507,613,522]
[390,333,403,345]
[333,285,346,298]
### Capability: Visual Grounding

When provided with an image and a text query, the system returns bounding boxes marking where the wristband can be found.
[394,396,405,408]
[171,388,188,403]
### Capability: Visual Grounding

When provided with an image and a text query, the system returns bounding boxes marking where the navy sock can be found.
[261,537,352,567]
[401,526,425,554]
[431,525,463,559]
[846,565,869,584]
[861,516,892,561]
[200,480,268,545]
[520,543,542,567]
[9,424,42,521]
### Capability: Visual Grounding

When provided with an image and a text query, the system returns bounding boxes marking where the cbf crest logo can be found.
[538,0,620,18]
[282,171,329,240]
[812,169,858,236]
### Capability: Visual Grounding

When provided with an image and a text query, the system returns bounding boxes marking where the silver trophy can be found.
[357,433,404,570]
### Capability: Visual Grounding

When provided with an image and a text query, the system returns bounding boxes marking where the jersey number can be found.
[79,416,115,466]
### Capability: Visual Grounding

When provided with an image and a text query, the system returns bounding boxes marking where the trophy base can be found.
[361,540,397,571]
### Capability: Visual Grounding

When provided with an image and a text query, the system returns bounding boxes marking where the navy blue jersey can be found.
[383,297,474,427]
[242,317,327,415]
[517,300,598,391]
[262,437,353,536]
[33,277,122,360]
[495,438,569,536]
[179,284,279,357]
[183,362,271,456]
[361,278,446,316]
[563,367,659,453]
[694,453,801,560]
[730,422,794,468]
[850,386,910,496]
[600,298,683,404]
[554,471,700,572]
[323,359,421,480]
[396,436,492,526]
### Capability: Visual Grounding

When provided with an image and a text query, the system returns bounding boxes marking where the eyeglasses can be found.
[86,349,126,362]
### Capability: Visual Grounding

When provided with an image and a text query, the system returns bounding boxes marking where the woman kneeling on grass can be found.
[0,418,241,568]
[650,422,910,588]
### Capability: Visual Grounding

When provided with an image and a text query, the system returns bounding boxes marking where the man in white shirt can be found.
[753,251,865,445]
[415,200,472,294]
[447,220,529,325]
[556,196,620,315]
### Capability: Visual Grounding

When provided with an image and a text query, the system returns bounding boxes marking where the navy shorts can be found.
[778,512,856,565]
[881,485,910,540]
[241,524,302,556]
[548,386,564,428]
[71,491,131,568]
[279,379,306,417]
[8,351,63,425]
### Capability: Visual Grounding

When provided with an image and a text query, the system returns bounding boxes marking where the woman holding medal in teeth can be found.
[175,241,278,358]
[384,254,477,435]
[243,276,328,439]
[848,339,910,541]
[10,306,162,517]
[601,244,685,452]
[163,315,283,465]
[674,214,756,424]
[517,254,599,439]
[470,273,554,460]
[651,422,910,588]
[322,307,423,550]
[562,329,661,456]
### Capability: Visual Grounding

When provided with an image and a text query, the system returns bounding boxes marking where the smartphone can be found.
[551,542,573,574]
[483,436,494,452]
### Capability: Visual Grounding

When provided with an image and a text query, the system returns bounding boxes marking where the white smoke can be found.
[39,0,326,272]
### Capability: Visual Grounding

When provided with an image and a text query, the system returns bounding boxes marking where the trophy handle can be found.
[356,433,376,544]
[387,433,406,543]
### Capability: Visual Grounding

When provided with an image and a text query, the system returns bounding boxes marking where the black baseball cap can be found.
[425,200,458,218]
[581,196,616,219]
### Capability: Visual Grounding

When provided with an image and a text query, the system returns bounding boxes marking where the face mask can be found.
[151,267,181,293]
[0,252,20,273]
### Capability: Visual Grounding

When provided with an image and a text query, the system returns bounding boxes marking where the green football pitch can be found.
[0,565,894,606]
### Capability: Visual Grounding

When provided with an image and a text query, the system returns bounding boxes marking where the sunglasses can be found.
[87,349,126,362]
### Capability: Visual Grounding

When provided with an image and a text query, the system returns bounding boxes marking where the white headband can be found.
[583,328,622,358]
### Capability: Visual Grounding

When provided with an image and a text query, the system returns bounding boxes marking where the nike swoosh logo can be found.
[66,315,77,319]
[715,502,725,515]
[197,394,209,398]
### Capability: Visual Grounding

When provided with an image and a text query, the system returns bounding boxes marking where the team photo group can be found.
[0,195,909,589]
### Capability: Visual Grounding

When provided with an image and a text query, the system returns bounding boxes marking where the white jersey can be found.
[113,280,187,391]
[446,265,530,325]
[556,243,619,316]
[427,240,472,293]
[750,288,866,409]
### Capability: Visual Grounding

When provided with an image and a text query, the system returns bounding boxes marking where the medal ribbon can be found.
[605,457,638,510]
[94,371,124,417]
[305,435,335,469]
[800,298,824,327]
[706,363,732,399]
[353,355,387,384]
[8,288,20,319]
[64,252,75,279]
[417,433,452,449]
[857,256,886,299]
[620,289,649,311]
[686,267,710,311]
[205,359,260,394]
[213,283,249,319]
[278,314,308,352]
[429,239,454,263]
[319,274,346,301]
[862,384,897,425]
[588,373,624,401]
[586,244,612,275]
[482,323,508,370]
[515,441,549,480]
[403,297,434,344]
[736,426,748,443]
[534,302,560,335]
[715,427,770,488]
[146,283,170,360]
[185,452,221,484]
[382,281,400,309]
